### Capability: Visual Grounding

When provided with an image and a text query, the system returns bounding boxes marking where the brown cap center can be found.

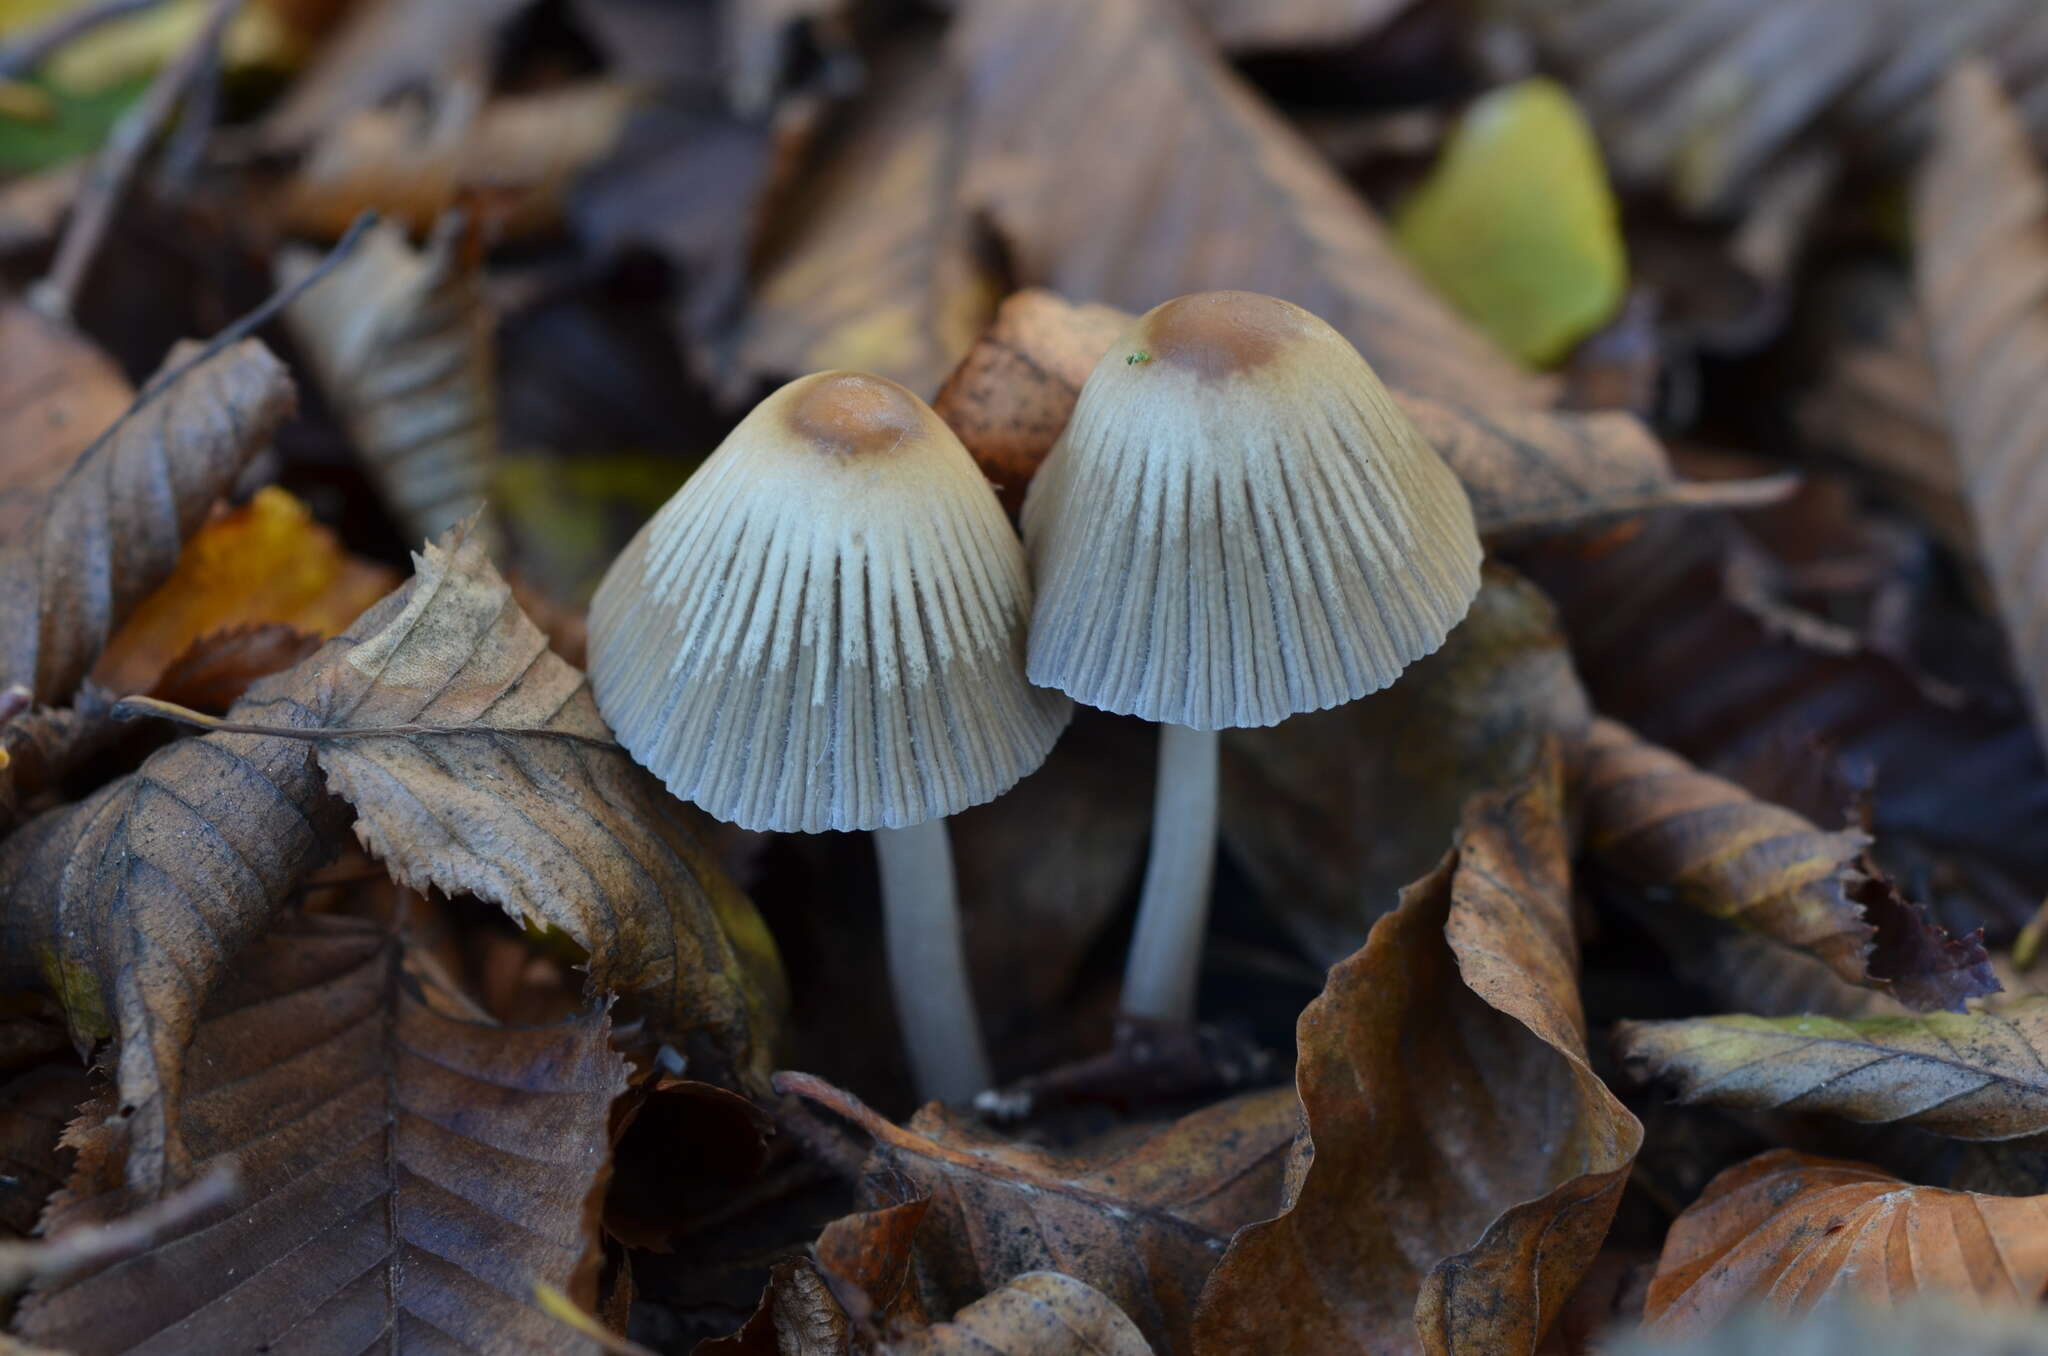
[786,372,926,458]
[1139,291,1314,382]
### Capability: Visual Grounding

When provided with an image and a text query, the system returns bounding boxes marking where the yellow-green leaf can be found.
[1396,77,1626,367]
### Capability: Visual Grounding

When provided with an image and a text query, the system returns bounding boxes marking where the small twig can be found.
[33,0,242,321]
[0,0,162,83]
[112,694,623,752]
[0,1163,236,1293]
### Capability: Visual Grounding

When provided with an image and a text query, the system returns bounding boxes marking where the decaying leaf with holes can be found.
[15,915,626,1356]
[281,216,504,553]
[0,339,296,704]
[1643,1150,2048,1335]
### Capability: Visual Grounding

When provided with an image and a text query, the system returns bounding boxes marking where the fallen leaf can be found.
[1193,749,1643,1355]
[145,623,323,714]
[1190,0,1415,52]
[782,1073,1296,1355]
[15,913,627,1355]
[0,302,130,539]
[735,48,997,398]
[1642,1149,2048,1335]
[891,1272,1154,1356]
[950,0,1547,411]
[1221,563,1591,966]
[272,81,638,239]
[1516,0,2048,212]
[1915,64,2048,744]
[1607,1299,2048,1356]
[814,1193,933,1327]
[0,684,122,833]
[281,216,505,551]
[699,1258,850,1356]
[87,485,398,700]
[1395,77,1626,365]
[228,520,787,1086]
[0,338,297,704]
[930,289,1791,536]
[0,1065,87,1237]
[1618,1001,2048,1141]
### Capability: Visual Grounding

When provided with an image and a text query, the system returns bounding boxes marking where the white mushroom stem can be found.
[1121,723,1220,1022]
[873,819,992,1102]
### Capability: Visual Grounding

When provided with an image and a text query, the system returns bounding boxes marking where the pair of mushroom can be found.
[589,291,1482,1104]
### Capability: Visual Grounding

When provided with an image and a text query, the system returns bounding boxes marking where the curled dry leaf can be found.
[950,0,1542,412]
[0,1065,90,1237]
[0,685,122,834]
[931,289,1790,535]
[281,217,504,551]
[88,486,398,701]
[1643,1149,2048,1336]
[0,302,130,539]
[16,914,627,1355]
[1221,563,1591,965]
[890,1272,1155,1356]
[1517,0,2048,212]
[1915,65,2048,743]
[1618,1001,2048,1141]
[231,521,785,1084]
[1194,750,1643,1356]
[698,1258,850,1356]
[272,82,639,240]
[782,1073,1295,1355]
[1579,717,1996,1010]
[0,338,297,704]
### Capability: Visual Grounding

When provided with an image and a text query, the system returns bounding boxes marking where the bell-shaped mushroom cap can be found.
[588,372,1072,833]
[1022,291,1482,730]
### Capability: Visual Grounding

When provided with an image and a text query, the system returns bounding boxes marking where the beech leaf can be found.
[1618,1001,2048,1141]
[0,338,297,704]
[1915,64,2048,744]
[15,914,627,1355]
[781,1074,1295,1355]
[891,1272,1155,1356]
[0,302,131,540]
[1193,748,1643,1355]
[1642,1149,2048,1336]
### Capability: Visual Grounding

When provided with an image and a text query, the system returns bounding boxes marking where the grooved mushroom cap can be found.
[588,371,1073,833]
[1022,291,1482,730]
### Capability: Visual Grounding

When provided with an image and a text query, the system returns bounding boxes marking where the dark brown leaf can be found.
[1194,749,1642,1355]
[148,623,323,714]
[782,1074,1295,1355]
[1915,64,2048,745]
[0,304,130,540]
[0,685,123,834]
[1642,1149,2048,1336]
[0,340,297,704]
[0,1066,88,1238]
[16,914,627,1355]
[891,1272,1154,1356]
[698,1259,851,1356]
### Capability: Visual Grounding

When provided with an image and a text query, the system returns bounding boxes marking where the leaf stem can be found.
[113,695,623,752]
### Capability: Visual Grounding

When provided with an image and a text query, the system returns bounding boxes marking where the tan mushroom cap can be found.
[589,371,1073,833]
[1022,291,1482,730]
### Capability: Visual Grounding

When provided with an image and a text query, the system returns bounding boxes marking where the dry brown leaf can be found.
[1915,65,2048,745]
[0,1066,88,1238]
[782,1074,1296,1355]
[229,521,785,1085]
[16,914,626,1355]
[0,339,297,705]
[950,0,1543,412]
[1191,0,1416,52]
[1642,1149,2048,1335]
[1618,1001,2048,1141]
[145,624,324,714]
[1578,717,1997,1010]
[930,290,1790,536]
[1518,0,2048,212]
[892,1272,1155,1356]
[0,685,123,835]
[736,50,998,398]
[699,1258,851,1356]
[88,486,398,701]
[1193,749,1643,1356]
[281,218,504,552]
[0,712,349,1193]
[0,303,131,540]
[1221,563,1591,966]
[815,1194,934,1328]
[272,82,638,240]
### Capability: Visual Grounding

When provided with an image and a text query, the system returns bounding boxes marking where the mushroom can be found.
[1023,290,1482,1023]
[588,371,1073,1102]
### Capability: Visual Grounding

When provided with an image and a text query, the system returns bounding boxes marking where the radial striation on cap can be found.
[589,372,1072,833]
[1023,291,1483,730]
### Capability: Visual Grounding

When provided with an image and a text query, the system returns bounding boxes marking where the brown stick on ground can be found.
[31,0,241,320]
